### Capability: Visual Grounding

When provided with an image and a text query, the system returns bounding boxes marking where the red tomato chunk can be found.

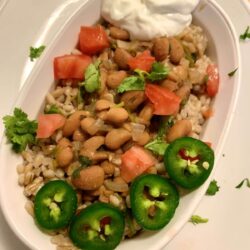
[145,84,181,115]
[206,64,219,97]
[128,50,156,72]
[79,26,110,55]
[54,54,92,80]
[37,114,66,139]
[120,146,156,182]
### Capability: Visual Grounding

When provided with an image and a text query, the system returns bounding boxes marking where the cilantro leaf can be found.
[29,45,46,61]
[44,104,61,114]
[84,61,100,93]
[145,138,168,156]
[189,215,208,225]
[157,116,174,138]
[79,156,92,168]
[206,180,220,195]
[228,68,238,77]
[240,26,250,40]
[3,108,37,153]
[147,62,169,81]
[117,76,145,93]
[235,178,250,189]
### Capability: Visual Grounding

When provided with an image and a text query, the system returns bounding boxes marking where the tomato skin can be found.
[79,26,109,55]
[206,64,219,97]
[145,84,181,115]
[120,146,156,182]
[54,54,92,80]
[128,50,156,72]
[37,114,66,139]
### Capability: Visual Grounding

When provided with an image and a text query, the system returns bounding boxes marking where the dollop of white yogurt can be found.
[101,0,200,41]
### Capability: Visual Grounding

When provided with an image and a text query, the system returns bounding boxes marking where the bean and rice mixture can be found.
[16,22,215,250]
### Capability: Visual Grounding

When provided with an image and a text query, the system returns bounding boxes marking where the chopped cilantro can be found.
[3,108,37,153]
[29,45,46,61]
[240,26,250,40]
[189,215,208,225]
[117,76,145,93]
[206,180,220,195]
[228,68,238,77]
[235,178,250,189]
[83,61,101,93]
[79,156,92,168]
[145,138,168,156]
[44,104,61,114]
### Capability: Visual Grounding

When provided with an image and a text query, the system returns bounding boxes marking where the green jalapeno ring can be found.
[69,202,125,250]
[164,137,215,189]
[130,174,179,230]
[34,180,77,230]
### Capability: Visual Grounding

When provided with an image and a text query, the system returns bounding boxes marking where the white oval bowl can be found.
[0,0,240,249]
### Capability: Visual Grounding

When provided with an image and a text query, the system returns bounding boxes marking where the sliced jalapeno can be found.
[164,137,214,189]
[69,202,125,250]
[130,174,179,230]
[34,180,77,230]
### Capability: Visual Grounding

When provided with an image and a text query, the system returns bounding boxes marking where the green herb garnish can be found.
[189,215,208,225]
[3,108,37,153]
[228,68,238,77]
[145,138,168,156]
[145,116,173,156]
[79,156,92,168]
[240,26,250,40]
[44,104,61,114]
[83,61,101,93]
[117,76,145,93]
[206,180,220,195]
[29,45,46,61]
[235,178,250,189]
[117,62,169,93]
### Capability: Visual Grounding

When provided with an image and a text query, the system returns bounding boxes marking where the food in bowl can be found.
[2,2,221,250]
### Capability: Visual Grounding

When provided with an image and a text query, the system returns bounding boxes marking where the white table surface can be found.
[0,1,250,249]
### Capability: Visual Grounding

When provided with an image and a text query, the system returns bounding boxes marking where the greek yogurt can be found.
[101,0,200,40]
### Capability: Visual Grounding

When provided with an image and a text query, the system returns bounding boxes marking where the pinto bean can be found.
[95,99,113,111]
[136,131,151,146]
[175,85,191,101]
[72,165,104,190]
[101,161,115,176]
[114,48,132,70]
[121,91,145,111]
[106,70,127,89]
[80,117,99,135]
[80,150,109,161]
[73,129,86,142]
[63,111,89,137]
[57,137,71,148]
[56,145,73,168]
[161,79,178,92]
[153,37,170,61]
[166,119,192,142]
[105,128,132,150]
[139,104,154,124]
[82,136,105,152]
[105,107,128,124]
[110,26,130,40]
[169,38,184,64]
[98,68,108,94]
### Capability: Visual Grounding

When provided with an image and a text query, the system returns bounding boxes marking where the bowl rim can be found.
[0,0,241,249]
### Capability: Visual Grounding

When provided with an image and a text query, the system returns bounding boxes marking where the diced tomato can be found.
[54,54,92,80]
[128,50,156,72]
[145,84,181,115]
[79,26,109,55]
[206,64,219,97]
[37,114,66,139]
[120,146,156,182]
